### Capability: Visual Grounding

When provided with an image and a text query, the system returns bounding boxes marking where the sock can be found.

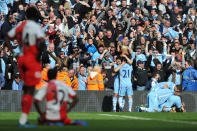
[122,97,125,107]
[141,107,154,112]
[128,98,133,112]
[19,113,28,125]
[163,108,172,112]
[119,97,123,109]
[112,97,117,110]
[19,94,33,124]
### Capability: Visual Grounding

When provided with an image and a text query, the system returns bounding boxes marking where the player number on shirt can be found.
[123,70,130,78]
[52,89,65,105]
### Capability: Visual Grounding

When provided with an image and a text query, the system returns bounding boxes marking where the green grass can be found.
[0,112,197,131]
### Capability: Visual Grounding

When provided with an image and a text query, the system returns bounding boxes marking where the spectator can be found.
[0,0,196,93]
[78,65,87,90]
[182,59,197,91]
[11,73,23,90]
[0,72,5,90]
[134,60,148,91]
[0,14,16,39]
[87,65,104,90]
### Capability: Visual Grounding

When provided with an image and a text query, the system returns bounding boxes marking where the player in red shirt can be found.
[6,7,46,127]
[34,68,88,126]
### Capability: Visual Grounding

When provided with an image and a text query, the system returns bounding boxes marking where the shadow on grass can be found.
[0,120,197,131]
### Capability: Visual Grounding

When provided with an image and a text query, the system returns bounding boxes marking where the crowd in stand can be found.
[0,0,197,91]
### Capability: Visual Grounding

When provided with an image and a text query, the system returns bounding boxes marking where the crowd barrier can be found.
[0,91,197,112]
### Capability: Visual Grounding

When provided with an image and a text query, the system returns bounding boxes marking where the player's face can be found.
[155,74,160,81]
[117,59,121,65]
[0,50,4,57]
[174,86,179,92]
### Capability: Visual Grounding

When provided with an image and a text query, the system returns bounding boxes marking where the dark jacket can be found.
[134,67,148,86]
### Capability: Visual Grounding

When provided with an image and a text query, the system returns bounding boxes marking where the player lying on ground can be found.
[138,81,186,112]
[34,68,88,126]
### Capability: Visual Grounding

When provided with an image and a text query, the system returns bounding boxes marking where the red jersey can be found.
[8,20,45,86]
[8,20,45,56]
[34,80,76,121]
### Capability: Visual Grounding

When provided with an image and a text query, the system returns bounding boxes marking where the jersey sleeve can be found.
[129,64,133,72]
[36,25,45,39]
[7,26,17,39]
[34,84,47,101]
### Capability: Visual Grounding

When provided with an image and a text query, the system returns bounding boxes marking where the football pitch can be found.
[0,112,197,131]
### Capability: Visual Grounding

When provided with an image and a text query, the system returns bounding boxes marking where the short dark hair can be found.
[25,7,40,21]
[48,68,57,80]
[176,85,182,92]
[153,71,160,78]
[121,56,127,62]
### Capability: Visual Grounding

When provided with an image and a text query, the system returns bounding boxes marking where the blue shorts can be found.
[119,85,133,96]
[114,79,120,94]
[160,95,182,109]
[147,92,158,111]
[114,85,120,94]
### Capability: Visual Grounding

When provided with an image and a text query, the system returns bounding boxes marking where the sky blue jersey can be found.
[119,64,133,86]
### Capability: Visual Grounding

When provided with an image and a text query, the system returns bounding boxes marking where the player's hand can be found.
[82,79,86,83]
[122,54,127,58]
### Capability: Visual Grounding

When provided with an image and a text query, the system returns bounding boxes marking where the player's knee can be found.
[128,96,132,98]
[114,93,118,97]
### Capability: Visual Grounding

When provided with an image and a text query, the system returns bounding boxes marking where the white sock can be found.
[122,97,125,107]
[119,97,123,109]
[112,97,118,110]
[141,107,154,112]
[19,113,28,125]
[128,98,133,112]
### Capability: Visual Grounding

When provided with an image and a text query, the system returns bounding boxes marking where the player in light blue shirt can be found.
[139,82,183,112]
[114,55,133,112]
[112,56,121,112]
[159,94,185,112]
[141,72,161,112]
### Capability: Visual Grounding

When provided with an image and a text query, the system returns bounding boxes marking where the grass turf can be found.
[0,112,197,131]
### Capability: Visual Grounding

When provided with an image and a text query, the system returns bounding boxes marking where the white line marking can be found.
[99,114,197,125]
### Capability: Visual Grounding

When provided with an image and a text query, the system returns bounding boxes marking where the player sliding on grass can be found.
[6,7,46,127]
[34,68,88,126]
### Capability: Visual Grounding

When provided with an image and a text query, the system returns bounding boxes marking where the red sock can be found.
[22,94,33,114]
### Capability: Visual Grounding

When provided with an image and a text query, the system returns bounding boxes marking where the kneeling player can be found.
[159,85,186,112]
[34,69,88,126]
[159,95,186,112]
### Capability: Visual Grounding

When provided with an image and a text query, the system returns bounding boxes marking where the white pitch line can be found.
[99,114,197,125]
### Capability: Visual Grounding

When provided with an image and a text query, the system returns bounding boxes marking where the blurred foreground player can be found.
[6,7,46,127]
[34,68,88,126]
